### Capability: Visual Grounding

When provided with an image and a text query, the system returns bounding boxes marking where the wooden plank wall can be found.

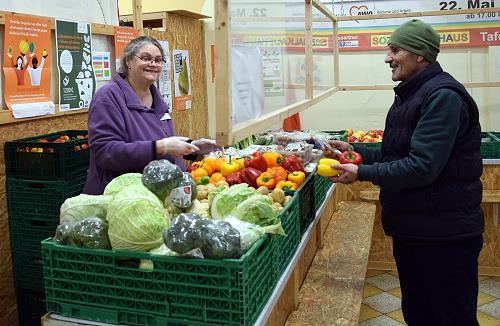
[144,13,209,140]
[0,113,88,326]
[0,12,208,326]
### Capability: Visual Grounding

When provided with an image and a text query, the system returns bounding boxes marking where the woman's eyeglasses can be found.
[135,55,166,65]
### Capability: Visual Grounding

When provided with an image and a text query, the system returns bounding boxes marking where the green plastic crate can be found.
[323,130,347,141]
[5,130,89,180]
[314,173,333,212]
[480,132,500,159]
[7,175,86,218]
[273,195,301,274]
[10,219,56,253]
[42,235,277,326]
[12,249,44,291]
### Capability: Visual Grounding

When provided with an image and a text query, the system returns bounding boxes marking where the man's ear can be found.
[416,55,426,63]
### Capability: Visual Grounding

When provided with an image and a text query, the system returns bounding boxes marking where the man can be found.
[326,19,484,326]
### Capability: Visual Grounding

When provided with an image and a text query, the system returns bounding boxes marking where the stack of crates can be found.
[4,130,90,326]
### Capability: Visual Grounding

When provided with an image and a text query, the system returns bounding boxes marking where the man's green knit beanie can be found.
[389,19,440,62]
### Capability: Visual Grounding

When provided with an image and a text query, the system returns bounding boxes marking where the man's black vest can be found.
[380,62,484,241]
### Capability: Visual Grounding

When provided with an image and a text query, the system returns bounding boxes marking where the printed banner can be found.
[114,26,139,72]
[3,14,54,118]
[232,0,500,52]
[56,20,96,111]
[92,51,111,81]
[173,49,192,111]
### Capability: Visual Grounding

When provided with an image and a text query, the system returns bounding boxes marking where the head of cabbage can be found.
[104,173,143,197]
[60,194,112,225]
[107,184,168,251]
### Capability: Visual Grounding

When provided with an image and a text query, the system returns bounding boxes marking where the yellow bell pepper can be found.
[262,152,284,168]
[288,171,305,186]
[220,158,241,177]
[317,159,341,177]
[275,180,298,191]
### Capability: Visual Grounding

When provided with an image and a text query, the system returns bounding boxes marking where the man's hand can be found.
[323,140,353,160]
[328,163,359,184]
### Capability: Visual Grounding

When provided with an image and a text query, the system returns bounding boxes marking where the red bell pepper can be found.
[244,152,268,172]
[240,167,262,188]
[281,154,304,173]
[226,171,243,186]
[339,150,363,165]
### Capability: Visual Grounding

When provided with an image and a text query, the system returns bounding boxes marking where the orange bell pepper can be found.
[275,180,298,191]
[203,157,225,172]
[288,171,305,186]
[267,166,287,184]
[191,168,208,181]
[210,172,226,184]
[192,161,213,176]
[256,172,275,189]
[262,152,284,168]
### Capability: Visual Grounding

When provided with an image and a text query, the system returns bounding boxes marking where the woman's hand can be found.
[156,136,199,157]
[328,163,359,184]
[192,138,222,155]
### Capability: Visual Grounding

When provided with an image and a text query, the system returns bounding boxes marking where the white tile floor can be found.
[360,271,500,326]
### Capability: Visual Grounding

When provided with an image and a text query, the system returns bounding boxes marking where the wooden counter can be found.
[357,160,500,276]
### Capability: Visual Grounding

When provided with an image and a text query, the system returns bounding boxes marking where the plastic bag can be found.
[54,217,111,249]
[163,213,242,259]
[225,217,265,252]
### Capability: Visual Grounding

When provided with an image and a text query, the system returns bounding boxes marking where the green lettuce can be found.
[229,195,285,235]
[210,183,258,219]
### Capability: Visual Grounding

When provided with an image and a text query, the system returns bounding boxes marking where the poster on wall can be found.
[172,49,192,111]
[3,14,54,118]
[56,20,96,111]
[114,26,139,72]
[157,40,173,114]
[261,47,284,96]
[92,51,111,81]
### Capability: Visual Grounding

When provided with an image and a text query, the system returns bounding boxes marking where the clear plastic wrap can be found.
[54,217,111,249]
[163,213,242,259]
[225,217,265,252]
[169,172,197,210]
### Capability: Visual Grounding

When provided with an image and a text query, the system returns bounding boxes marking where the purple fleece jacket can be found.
[83,73,185,195]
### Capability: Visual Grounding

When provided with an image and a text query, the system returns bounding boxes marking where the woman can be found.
[84,36,218,195]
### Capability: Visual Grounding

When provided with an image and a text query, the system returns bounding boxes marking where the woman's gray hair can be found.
[117,36,165,76]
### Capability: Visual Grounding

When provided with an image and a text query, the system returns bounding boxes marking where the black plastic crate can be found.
[297,173,315,235]
[5,130,89,180]
[12,249,45,291]
[16,288,46,326]
[7,175,86,218]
